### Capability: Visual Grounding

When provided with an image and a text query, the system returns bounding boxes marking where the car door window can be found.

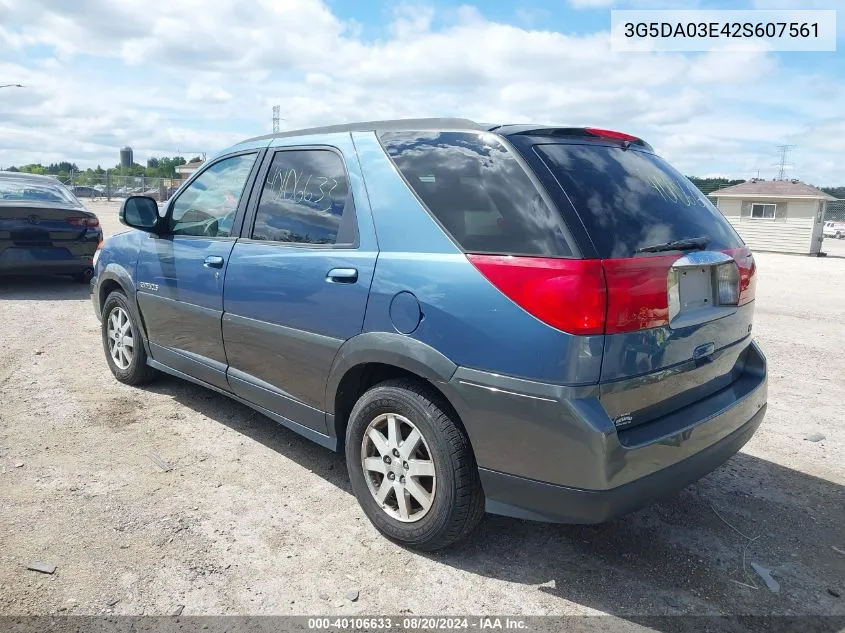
[170,154,257,237]
[251,150,354,245]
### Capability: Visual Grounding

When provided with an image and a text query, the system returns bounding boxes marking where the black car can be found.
[0,171,102,283]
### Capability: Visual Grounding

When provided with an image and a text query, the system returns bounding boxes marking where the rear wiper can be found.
[635,237,709,254]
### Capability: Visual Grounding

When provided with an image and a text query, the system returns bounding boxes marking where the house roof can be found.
[711,179,836,200]
[175,162,203,173]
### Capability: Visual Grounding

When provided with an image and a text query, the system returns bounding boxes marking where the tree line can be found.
[4,155,204,182]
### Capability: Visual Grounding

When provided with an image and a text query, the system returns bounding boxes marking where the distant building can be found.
[175,162,204,179]
[711,179,835,255]
[120,146,133,168]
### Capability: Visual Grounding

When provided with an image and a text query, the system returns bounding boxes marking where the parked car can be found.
[70,185,104,199]
[823,221,845,239]
[90,119,767,550]
[1,171,102,283]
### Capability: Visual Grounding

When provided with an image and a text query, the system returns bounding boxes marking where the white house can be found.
[175,161,204,179]
[710,179,835,255]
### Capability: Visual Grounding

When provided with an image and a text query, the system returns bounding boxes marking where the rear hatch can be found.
[522,133,758,438]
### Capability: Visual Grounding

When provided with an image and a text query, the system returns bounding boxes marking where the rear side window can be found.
[379,131,573,257]
[0,180,78,205]
[535,144,743,259]
[251,149,354,246]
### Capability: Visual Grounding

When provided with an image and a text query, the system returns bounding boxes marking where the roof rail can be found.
[243,117,486,143]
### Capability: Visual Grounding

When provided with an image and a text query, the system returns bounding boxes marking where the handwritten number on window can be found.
[313,177,328,203]
[269,169,339,212]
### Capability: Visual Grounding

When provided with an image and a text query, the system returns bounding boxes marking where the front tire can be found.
[345,379,485,551]
[101,291,157,385]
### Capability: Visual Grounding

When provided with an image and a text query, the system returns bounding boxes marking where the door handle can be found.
[204,255,225,269]
[326,268,358,283]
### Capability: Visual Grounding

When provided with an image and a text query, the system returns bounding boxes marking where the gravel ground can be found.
[0,200,843,619]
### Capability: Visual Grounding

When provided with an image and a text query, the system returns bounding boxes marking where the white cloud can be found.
[515,8,551,25]
[567,0,615,7]
[186,82,233,103]
[0,0,841,183]
[567,0,704,7]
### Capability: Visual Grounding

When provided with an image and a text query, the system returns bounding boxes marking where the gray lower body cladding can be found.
[444,341,768,523]
[479,404,765,523]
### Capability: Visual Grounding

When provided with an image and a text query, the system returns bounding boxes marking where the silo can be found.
[120,146,133,168]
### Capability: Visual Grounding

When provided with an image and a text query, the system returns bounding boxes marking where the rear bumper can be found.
[0,243,97,275]
[443,340,767,523]
[480,403,765,523]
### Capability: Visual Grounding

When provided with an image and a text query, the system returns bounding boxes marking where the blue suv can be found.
[92,118,767,550]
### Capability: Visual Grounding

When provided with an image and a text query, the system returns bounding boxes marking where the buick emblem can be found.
[27,214,40,225]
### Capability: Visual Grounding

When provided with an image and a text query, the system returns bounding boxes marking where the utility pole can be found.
[272,105,281,134]
[774,145,796,180]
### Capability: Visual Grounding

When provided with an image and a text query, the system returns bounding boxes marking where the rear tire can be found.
[345,378,485,551]
[101,291,157,385]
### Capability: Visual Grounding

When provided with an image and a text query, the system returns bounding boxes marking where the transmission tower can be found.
[272,105,280,134]
[774,144,796,180]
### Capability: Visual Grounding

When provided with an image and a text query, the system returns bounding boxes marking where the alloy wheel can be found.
[106,306,134,370]
[361,412,436,522]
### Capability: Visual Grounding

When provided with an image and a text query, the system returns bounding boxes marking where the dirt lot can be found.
[1,200,843,620]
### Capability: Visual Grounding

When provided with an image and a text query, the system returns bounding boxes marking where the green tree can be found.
[686,176,745,196]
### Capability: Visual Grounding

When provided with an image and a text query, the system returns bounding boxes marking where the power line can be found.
[774,144,796,180]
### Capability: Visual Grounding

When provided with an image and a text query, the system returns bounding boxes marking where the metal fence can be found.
[57,174,184,202]
[824,199,845,222]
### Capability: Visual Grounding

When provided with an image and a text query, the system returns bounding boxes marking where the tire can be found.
[73,267,95,284]
[345,378,485,551]
[101,291,157,385]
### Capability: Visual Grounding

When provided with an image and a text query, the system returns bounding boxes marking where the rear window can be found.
[379,131,573,257]
[535,144,743,259]
[0,179,78,205]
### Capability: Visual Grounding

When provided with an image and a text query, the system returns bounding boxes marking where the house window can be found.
[751,203,776,219]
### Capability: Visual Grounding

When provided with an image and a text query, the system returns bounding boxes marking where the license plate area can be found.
[668,251,737,329]
[679,267,712,311]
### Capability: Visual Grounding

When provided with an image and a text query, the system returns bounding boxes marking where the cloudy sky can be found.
[0,0,843,184]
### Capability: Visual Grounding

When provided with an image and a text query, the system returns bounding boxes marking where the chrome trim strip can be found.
[457,380,558,403]
[672,250,733,268]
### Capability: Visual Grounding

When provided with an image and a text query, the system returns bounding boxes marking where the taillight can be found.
[724,247,756,305]
[469,249,754,337]
[603,256,676,334]
[68,216,99,228]
[467,255,607,335]
[584,128,641,143]
[715,262,740,305]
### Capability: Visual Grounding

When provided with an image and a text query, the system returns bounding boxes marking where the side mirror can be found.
[120,196,165,233]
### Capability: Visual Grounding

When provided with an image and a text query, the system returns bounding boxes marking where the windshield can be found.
[0,179,79,205]
[535,143,743,259]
